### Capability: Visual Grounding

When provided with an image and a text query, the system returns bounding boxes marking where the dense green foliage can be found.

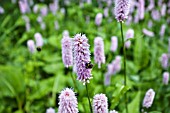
[0,0,170,113]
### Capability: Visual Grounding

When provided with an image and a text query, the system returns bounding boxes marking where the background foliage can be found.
[0,0,170,113]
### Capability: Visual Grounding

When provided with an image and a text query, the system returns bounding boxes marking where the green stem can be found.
[85,83,92,113]
[120,22,128,113]
[71,72,78,91]
[16,96,22,112]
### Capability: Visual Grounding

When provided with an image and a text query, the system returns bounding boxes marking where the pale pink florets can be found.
[160,53,169,69]
[163,72,169,85]
[58,88,78,113]
[73,34,92,84]
[93,94,108,113]
[27,40,35,53]
[94,37,105,68]
[46,107,55,113]
[142,88,155,108]
[95,13,103,26]
[34,32,44,48]
[110,36,118,52]
[61,35,73,68]
[114,0,130,22]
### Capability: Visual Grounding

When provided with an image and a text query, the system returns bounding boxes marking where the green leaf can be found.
[0,65,25,97]
[110,85,131,109]
[125,91,141,113]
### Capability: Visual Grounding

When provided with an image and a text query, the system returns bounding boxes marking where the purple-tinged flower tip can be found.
[27,40,35,53]
[58,88,78,113]
[61,35,73,68]
[73,34,92,84]
[114,0,130,22]
[94,37,105,68]
[163,72,169,85]
[46,107,55,113]
[34,32,44,48]
[142,88,155,108]
[93,94,108,113]
[95,13,103,26]
[110,36,118,52]
[110,110,118,113]
[142,28,154,37]
[160,53,169,69]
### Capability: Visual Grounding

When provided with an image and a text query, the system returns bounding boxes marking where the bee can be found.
[36,47,42,52]
[85,61,93,69]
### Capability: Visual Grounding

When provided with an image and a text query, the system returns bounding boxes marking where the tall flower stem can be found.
[120,22,128,113]
[85,83,92,113]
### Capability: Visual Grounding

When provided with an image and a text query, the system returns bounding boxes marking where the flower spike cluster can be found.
[73,34,92,84]
[114,0,130,22]
[58,88,78,113]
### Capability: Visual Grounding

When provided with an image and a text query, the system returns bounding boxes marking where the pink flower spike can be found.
[110,36,118,52]
[27,40,35,53]
[73,34,92,84]
[61,35,73,68]
[34,32,44,48]
[95,13,103,26]
[94,37,105,68]
[114,0,130,22]
[163,72,169,85]
[142,88,155,108]
[93,94,108,113]
[58,88,78,113]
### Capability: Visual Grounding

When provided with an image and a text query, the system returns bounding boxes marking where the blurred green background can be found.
[0,0,170,113]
